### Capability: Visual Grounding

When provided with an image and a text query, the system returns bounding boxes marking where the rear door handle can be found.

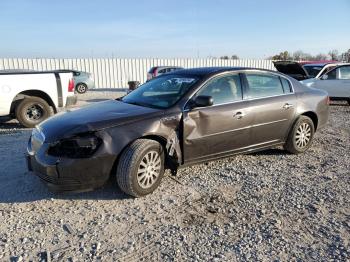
[234,111,245,119]
[283,103,294,109]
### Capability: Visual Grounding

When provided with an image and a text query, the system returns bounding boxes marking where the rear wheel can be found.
[15,96,53,128]
[116,139,165,197]
[284,116,315,154]
[76,83,87,94]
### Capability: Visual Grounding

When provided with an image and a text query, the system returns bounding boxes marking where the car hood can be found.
[273,61,309,80]
[38,100,162,142]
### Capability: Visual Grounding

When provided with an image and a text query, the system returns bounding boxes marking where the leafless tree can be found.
[328,49,339,60]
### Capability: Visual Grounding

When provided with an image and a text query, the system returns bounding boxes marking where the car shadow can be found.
[248,148,287,156]
[0,174,129,204]
[330,101,349,107]
[0,120,29,134]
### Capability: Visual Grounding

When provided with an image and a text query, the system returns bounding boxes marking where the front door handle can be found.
[234,111,245,119]
[283,103,294,109]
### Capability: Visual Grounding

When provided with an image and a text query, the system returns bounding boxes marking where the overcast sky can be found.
[0,0,349,58]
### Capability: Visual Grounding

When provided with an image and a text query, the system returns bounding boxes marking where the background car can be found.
[55,70,95,94]
[301,64,350,105]
[27,67,329,197]
[72,70,95,94]
[147,66,184,81]
[273,60,339,80]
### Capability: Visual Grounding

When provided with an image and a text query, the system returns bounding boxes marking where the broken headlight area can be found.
[48,133,102,158]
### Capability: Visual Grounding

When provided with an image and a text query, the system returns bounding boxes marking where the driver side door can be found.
[183,73,254,164]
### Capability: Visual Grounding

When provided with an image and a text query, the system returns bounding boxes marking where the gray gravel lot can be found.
[0,91,349,261]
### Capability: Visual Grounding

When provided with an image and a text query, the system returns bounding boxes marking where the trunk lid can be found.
[273,61,310,80]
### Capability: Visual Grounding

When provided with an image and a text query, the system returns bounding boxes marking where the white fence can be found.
[0,58,276,89]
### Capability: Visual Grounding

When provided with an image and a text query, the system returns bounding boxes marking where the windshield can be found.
[122,75,199,109]
[303,65,324,78]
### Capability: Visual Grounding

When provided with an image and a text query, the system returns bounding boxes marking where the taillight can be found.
[153,70,158,77]
[68,78,75,92]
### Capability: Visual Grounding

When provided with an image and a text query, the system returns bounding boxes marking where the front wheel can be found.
[116,139,165,197]
[284,116,315,154]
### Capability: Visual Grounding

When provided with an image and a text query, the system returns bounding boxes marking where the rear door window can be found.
[244,73,285,99]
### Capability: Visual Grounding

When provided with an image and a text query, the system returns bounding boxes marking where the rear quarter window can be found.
[280,77,293,93]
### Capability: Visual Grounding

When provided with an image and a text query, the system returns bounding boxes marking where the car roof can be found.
[299,60,338,65]
[155,66,183,69]
[170,67,274,77]
[303,63,328,67]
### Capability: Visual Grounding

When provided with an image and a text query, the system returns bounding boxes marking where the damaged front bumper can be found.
[26,137,114,192]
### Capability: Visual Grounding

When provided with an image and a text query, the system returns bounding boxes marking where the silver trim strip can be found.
[187,119,288,140]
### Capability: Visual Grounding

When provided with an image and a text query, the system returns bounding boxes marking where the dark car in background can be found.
[147,66,183,81]
[27,67,329,197]
[273,60,338,80]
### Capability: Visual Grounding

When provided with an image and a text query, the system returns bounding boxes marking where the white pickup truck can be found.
[0,71,77,127]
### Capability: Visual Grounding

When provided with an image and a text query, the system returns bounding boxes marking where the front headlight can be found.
[48,133,102,158]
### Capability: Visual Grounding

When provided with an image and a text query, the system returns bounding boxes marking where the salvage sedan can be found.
[27,67,329,197]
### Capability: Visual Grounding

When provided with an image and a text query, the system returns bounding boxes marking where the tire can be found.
[15,96,53,128]
[116,139,165,197]
[76,83,88,94]
[284,116,315,154]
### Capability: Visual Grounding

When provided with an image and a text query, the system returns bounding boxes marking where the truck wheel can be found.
[76,83,87,94]
[284,116,315,154]
[15,97,53,128]
[116,139,165,197]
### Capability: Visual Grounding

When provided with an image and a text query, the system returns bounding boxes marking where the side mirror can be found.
[321,74,328,80]
[193,95,214,107]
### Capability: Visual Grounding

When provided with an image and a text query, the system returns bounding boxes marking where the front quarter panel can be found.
[96,111,183,166]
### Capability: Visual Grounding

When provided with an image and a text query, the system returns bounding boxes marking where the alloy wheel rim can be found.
[25,104,44,121]
[77,84,86,93]
[295,122,311,148]
[137,150,161,189]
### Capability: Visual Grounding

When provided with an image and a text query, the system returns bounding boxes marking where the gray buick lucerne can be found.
[27,67,329,197]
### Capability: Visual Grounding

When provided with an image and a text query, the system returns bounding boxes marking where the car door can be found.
[316,65,350,98]
[242,72,297,146]
[183,73,254,163]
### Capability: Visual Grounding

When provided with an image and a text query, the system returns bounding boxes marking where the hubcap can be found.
[25,104,44,121]
[295,122,311,148]
[137,150,161,189]
[77,84,86,93]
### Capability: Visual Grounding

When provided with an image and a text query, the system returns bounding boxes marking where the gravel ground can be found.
[0,92,349,261]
